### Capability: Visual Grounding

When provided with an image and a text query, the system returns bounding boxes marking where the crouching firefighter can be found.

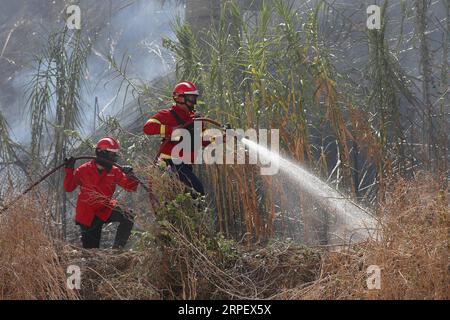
[63,137,139,249]
[143,81,211,196]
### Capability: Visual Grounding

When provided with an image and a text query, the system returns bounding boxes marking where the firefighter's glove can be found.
[64,157,76,169]
[122,166,139,183]
[121,165,134,175]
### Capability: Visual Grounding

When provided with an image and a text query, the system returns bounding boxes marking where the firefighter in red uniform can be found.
[64,137,139,249]
[143,81,210,195]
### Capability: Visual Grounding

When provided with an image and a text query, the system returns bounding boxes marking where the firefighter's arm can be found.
[143,116,175,140]
[116,169,139,192]
[64,167,81,192]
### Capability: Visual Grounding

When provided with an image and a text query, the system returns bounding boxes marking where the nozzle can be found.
[223,126,244,141]
[222,123,232,131]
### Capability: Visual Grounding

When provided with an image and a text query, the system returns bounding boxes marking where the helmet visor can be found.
[184,94,198,105]
[95,149,118,168]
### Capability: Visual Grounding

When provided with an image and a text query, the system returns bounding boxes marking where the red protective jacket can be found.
[64,160,139,227]
[143,104,210,162]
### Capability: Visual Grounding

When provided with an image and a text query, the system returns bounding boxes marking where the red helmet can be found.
[173,81,199,103]
[96,137,120,153]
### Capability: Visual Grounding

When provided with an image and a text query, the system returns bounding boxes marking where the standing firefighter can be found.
[64,137,139,249]
[143,81,210,195]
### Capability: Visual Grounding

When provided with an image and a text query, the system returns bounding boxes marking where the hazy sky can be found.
[0,0,184,142]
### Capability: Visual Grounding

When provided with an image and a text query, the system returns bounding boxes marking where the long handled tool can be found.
[0,156,153,214]
[193,117,223,128]
[194,118,243,139]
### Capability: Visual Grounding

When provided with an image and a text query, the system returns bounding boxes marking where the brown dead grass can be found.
[0,173,447,300]
[283,173,449,300]
[0,197,78,300]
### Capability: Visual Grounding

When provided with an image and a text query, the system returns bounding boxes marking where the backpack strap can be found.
[170,109,186,126]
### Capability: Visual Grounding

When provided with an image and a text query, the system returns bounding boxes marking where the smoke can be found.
[82,0,184,133]
[0,0,184,143]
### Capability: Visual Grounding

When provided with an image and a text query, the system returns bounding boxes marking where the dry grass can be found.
[0,173,447,300]
[63,246,161,300]
[283,173,449,300]
[0,197,78,300]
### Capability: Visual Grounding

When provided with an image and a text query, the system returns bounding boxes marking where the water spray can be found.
[194,118,377,238]
[241,138,378,241]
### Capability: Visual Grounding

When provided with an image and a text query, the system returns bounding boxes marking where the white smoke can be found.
[0,0,184,142]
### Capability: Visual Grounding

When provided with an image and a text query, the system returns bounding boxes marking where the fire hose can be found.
[193,117,223,128]
[0,118,230,215]
[168,117,239,141]
[194,118,240,137]
[0,156,153,214]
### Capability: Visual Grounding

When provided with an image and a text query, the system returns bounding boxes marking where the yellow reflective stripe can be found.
[148,118,161,125]
[159,153,172,159]
[147,118,166,136]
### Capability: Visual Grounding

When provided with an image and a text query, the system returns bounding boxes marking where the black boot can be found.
[108,207,134,249]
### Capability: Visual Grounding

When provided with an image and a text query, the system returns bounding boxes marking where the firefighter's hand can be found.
[122,166,139,183]
[222,123,232,131]
[121,165,134,175]
[64,157,76,169]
